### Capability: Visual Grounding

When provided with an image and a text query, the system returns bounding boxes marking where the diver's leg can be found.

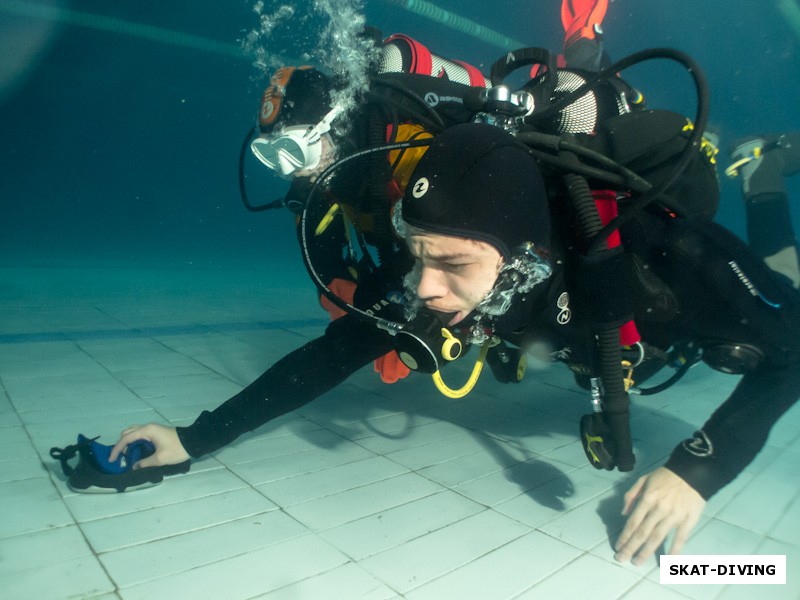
[731,133,800,288]
[561,0,610,71]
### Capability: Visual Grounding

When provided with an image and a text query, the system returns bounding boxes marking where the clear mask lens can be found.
[250,105,342,177]
[250,126,322,176]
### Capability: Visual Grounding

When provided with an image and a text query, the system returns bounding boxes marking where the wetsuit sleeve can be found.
[176,315,395,458]
[664,361,800,499]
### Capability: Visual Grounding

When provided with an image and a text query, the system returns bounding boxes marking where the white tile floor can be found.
[1,266,799,600]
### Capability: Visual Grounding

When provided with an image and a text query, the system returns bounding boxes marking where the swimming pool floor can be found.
[1,266,799,600]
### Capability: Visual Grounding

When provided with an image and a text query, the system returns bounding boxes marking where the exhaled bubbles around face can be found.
[476,250,553,318]
[465,249,553,345]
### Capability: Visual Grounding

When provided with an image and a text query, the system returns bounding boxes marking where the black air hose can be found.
[562,150,636,472]
[564,170,603,247]
[596,329,635,470]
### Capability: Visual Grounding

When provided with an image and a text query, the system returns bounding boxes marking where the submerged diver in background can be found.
[729,133,800,289]
[247,51,463,385]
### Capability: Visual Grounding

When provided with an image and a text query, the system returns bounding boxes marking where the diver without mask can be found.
[391,234,552,399]
[389,123,554,395]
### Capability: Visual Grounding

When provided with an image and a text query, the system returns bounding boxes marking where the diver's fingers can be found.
[621,474,647,516]
[109,425,146,462]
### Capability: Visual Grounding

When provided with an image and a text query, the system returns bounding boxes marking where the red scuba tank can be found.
[378,33,491,88]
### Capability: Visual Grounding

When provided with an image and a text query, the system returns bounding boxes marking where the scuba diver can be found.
[243,41,485,385]
[108,122,800,568]
[89,0,800,566]
[728,132,800,289]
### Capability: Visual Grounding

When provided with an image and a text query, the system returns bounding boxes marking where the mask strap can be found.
[305,105,343,143]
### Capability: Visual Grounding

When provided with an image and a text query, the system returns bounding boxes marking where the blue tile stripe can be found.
[0,318,328,344]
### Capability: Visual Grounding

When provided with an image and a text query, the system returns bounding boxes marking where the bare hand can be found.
[614,467,706,566]
[109,423,190,469]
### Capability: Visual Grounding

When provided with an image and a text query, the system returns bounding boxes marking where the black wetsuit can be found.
[177,209,800,501]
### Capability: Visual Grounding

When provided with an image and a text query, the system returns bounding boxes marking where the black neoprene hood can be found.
[261,68,333,133]
[402,123,551,258]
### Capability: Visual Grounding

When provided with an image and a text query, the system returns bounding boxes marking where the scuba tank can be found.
[379,33,491,87]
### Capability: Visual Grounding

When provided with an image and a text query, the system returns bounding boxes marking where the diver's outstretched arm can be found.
[616,361,800,565]
[111,315,394,464]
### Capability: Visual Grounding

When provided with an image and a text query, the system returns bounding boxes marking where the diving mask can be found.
[250,106,342,177]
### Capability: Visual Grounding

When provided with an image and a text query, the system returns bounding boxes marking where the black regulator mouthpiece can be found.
[395,308,466,373]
